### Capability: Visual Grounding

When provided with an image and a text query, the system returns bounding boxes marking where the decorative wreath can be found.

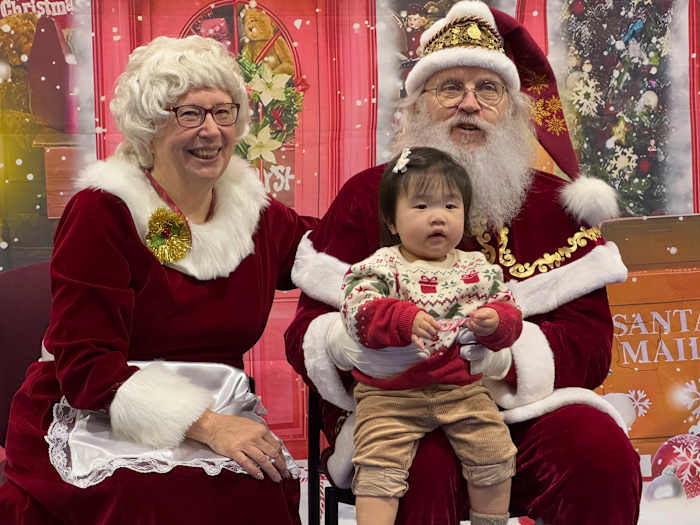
[235,54,304,165]
[145,208,192,264]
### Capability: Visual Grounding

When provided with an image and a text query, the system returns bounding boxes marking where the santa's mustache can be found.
[447,113,496,133]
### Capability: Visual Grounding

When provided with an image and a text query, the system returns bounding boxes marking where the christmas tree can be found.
[561,0,674,216]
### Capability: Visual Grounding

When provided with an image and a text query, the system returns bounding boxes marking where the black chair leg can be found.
[308,391,322,525]
[324,486,339,525]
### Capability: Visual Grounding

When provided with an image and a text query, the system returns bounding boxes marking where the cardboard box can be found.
[600,215,700,477]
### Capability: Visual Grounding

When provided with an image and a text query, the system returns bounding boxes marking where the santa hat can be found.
[404,1,619,226]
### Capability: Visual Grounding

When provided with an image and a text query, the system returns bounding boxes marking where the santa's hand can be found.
[326,314,427,378]
[458,330,513,380]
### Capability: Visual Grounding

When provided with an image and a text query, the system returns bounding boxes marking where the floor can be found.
[1,450,697,524]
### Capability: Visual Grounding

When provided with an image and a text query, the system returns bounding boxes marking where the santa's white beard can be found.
[392,103,535,232]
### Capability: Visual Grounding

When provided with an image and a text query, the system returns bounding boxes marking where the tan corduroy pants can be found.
[352,382,516,498]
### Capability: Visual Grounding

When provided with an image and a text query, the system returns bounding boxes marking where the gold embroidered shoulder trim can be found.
[476,226,602,279]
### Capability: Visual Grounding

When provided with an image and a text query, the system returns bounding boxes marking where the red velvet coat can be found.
[0,155,314,524]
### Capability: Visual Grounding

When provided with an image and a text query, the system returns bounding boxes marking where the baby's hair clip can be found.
[393,148,411,174]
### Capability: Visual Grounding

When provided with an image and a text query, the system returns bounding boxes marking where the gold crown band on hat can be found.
[422,16,504,56]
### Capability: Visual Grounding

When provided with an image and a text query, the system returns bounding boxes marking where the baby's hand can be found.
[467,307,499,336]
[411,311,441,350]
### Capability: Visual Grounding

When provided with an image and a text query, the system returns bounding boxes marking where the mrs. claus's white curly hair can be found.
[110,35,250,168]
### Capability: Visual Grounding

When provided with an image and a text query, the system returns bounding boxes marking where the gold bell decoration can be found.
[145,208,191,264]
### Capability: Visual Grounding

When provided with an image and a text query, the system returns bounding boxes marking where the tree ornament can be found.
[640,90,659,110]
[612,118,627,145]
[571,1,585,17]
[651,434,700,499]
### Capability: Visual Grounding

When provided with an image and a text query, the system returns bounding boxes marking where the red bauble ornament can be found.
[571,1,585,16]
[638,159,650,173]
[651,434,700,498]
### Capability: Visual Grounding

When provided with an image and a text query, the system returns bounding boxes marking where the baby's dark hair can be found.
[379,146,472,247]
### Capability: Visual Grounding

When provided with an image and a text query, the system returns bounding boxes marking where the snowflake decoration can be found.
[606,145,638,182]
[673,440,700,488]
[567,19,595,52]
[531,99,547,126]
[682,379,700,418]
[627,389,651,417]
[545,115,568,136]
[570,75,603,117]
[523,71,549,97]
[545,97,563,115]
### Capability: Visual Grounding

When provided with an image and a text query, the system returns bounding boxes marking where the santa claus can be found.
[285,1,642,523]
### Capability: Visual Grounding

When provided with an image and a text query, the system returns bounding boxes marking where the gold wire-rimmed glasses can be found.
[422,80,506,108]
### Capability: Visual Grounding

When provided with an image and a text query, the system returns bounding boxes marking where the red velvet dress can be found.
[0,156,313,525]
[285,164,642,525]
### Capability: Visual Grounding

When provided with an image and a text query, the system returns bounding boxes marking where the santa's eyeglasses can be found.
[422,80,505,108]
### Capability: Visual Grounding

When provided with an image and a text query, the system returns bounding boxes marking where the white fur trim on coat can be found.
[500,387,628,434]
[508,242,627,318]
[303,312,355,412]
[109,362,213,449]
[76,155,269,280]
[560,176,620,227]
[326,412,356,489]
[484,321,554,409]
[292,232,349,310]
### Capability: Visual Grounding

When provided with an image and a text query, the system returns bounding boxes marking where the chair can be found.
[307,390,354,525]
[307,389,529,525]
[0,261,52,448]
[0,261,51,486]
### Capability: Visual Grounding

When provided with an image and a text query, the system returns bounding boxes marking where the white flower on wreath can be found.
[248,64,291,106]
[243,125,282,163]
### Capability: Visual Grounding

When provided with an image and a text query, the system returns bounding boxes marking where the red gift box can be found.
[419,275,438,293]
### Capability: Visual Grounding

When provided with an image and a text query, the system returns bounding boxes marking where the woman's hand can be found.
[186,409,289,482]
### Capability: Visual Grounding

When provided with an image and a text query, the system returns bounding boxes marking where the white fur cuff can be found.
[109,362,213,449]
[485,321,554,409]
[326,412,356,489]
[291,232,349,309]
[303,312,356,411]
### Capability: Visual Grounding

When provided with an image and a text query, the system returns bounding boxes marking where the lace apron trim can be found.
[44,360,299,488]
